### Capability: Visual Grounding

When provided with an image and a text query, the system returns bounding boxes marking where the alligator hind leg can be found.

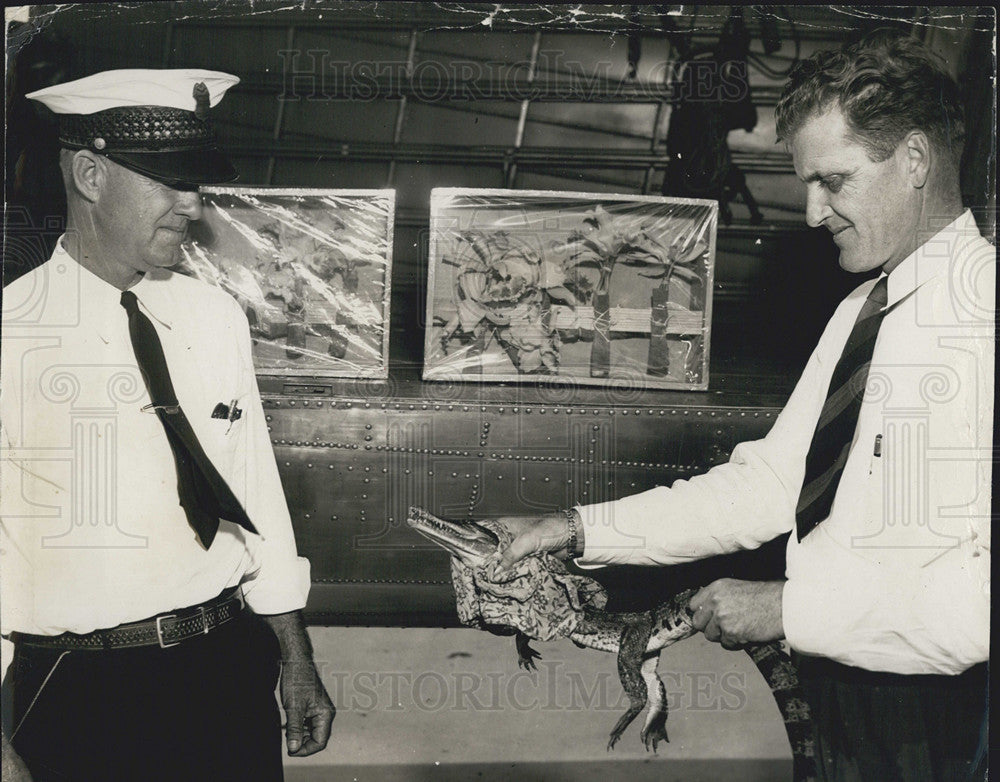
[639,654,669,752]
[608,619,653,750]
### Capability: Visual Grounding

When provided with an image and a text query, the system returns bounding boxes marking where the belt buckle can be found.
[198,605,209,635]
[156,614,179,649]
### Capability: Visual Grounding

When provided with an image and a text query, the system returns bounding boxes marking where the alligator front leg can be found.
[515,631,542,671]
[607,618,653,750]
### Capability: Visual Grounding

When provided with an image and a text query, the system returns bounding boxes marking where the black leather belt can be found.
[10,587,246,651]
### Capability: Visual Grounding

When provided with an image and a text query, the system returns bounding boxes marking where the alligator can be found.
[407,507,816,782]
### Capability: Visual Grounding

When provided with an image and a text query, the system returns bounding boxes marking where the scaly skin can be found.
[566,590,698,751]
[407,508,816,780]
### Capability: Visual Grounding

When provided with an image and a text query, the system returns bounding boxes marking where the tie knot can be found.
[120,289,139,314]
[868,276,888,309]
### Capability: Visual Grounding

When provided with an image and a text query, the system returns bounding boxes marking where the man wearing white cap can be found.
[1,69,333,781]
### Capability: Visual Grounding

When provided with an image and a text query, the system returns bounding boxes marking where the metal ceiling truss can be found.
[165,7,826,196]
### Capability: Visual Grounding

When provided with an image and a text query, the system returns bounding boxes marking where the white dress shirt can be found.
[577,211,993,675]
[1,239,310,636]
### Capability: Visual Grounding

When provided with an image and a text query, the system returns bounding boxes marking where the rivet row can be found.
[262,399,775,420]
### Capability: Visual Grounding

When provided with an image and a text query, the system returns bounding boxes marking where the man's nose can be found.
[804,185,832,228]
[173,190,203,221]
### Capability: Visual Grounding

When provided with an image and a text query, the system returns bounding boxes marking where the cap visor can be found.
[106,147,238,186]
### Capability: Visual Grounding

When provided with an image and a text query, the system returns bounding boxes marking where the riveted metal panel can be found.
[262,389,781,624]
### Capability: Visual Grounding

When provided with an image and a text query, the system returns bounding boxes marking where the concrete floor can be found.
[284,627,792,782]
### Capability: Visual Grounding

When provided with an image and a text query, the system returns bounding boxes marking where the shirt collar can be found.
[55,236,118,306]
[55,237,174,331]
[884,210,981,308]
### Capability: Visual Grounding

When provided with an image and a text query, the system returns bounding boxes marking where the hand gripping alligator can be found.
[407,507,816,782]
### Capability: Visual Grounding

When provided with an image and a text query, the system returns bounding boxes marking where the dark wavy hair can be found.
[774,30,964,164]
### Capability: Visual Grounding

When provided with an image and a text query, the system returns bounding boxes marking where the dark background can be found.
[6,3,995,394]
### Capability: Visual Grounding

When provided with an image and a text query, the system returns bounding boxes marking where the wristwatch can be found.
[561,507,584,558]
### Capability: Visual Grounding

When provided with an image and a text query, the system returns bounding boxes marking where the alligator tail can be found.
[744,642,817,782]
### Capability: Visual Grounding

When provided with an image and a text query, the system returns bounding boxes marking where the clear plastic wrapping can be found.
[424,189,717,390]
[181,188,394,377]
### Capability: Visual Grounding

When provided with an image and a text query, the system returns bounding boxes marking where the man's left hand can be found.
[279,659,335,756]
[688,579,785,649]
[261,610,335,757]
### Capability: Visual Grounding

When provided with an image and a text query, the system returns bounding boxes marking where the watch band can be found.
[562,507,582,557]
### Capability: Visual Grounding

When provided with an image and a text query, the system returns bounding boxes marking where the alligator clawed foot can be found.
[515,633,542,671]
[606,707,640,752]
[641,723,669,753]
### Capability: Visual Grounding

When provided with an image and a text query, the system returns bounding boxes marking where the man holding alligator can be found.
[495,32,991,781]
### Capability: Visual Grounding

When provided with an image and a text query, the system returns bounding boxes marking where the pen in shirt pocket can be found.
[868,434,883,476]
[225,398,242,434]
[211,399,243,433]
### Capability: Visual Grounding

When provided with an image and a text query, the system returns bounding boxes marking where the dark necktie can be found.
[120,290,257,548]
[795,276,889,541]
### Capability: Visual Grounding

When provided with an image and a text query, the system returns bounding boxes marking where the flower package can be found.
[181,188,394,378]
[424,189,717,391]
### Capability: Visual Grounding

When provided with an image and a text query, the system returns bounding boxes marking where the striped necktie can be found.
[795,276,889,541]
[121,290,257,548]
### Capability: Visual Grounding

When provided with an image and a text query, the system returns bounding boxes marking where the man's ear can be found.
[70,150,106,203]
[903,130,931,189]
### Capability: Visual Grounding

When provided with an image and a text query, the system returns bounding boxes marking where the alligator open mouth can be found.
[406,507,499,567]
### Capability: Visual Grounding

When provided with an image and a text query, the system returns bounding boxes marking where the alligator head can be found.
[406,507,500,568]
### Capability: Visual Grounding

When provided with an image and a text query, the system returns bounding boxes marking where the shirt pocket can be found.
[206,398,247,433]
[855,446,888,547]
[199,396,248,469]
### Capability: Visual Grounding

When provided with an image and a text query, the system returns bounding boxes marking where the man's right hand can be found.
[2,732,33,782]
[496,512,581,570]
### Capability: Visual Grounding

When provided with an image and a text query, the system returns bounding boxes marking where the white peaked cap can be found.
[26,68,240,115]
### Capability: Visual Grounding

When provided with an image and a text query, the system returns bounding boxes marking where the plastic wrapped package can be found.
[424,188,717,390]
[181,188,394,377]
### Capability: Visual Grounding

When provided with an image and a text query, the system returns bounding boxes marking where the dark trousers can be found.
[795,654,988,782]
[2,612,283,782]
